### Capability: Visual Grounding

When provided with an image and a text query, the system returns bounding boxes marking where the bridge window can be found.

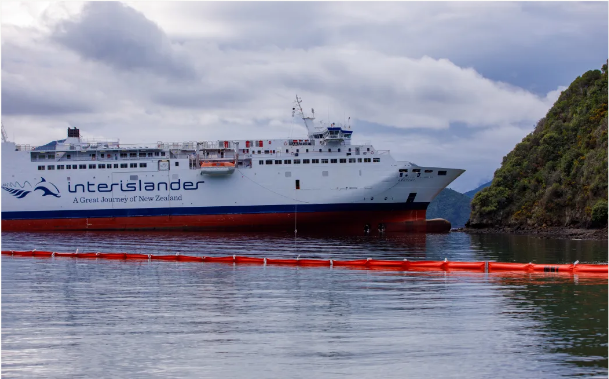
[358,158,362,162]
[79,165,87,169]
[312,159,319,164]
[140,163,147,168]
[303,159,310,164]
[294,159,300,164]
[38,165,45,170]
[130,163,137,168]
[121,164,128,168]
[331,159,338,163]
[259,160,264,165]
[412,169,421,172]
[67,154,71,159]
[373,158,380,163]
[72,165,77,169]
[340,159,347,163]
[114,164,119,168]
[120,153,128,158]
[321,159,328,164]
[265,160,273,165]
[349,158,356,163]
[275,160,282,165]
[438,171,447,176]
[424,169,433,173]
[338,148,341,152]
[98,164,106,169]
[130,153,136,158]
[284,160,291,164]
[47,165,55,170]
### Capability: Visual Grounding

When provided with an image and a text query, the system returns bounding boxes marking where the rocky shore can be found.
[453,226,608,240]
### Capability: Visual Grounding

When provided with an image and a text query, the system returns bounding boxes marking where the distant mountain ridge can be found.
[427,188,472,228]
[464,181,491,199]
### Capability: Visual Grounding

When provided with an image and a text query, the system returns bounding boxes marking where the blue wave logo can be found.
[2,187,31,199]
[2,177,60,199]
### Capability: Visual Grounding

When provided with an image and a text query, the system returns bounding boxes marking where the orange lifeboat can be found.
[200,161,236,176]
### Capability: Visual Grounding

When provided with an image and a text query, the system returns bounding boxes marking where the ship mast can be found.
[1,122,8,143]
[292,95,318,138]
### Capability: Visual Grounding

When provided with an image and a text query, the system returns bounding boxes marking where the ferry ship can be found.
[1,97,464,232]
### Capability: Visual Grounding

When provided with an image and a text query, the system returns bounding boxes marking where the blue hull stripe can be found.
[2,202,429,220]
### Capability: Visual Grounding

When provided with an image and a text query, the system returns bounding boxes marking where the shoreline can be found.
[453,226,608,241]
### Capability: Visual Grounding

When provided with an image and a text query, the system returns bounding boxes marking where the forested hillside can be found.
[469,62,608,228]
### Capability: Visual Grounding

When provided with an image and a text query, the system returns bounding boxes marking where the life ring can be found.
[284,142,287,145]
[157,143,162,148]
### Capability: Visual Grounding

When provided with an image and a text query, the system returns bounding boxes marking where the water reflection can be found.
[2,231,607,378]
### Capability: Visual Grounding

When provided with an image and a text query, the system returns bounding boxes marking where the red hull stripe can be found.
[1,209,428,231]
[2,202,429,220]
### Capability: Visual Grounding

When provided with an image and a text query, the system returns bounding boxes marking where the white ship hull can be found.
[1,100,464,232]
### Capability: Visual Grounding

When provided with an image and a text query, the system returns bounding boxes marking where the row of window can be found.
[34,152,166,160]
[252,147,372,155]
[259,158,379,165]
[38,163,148,171]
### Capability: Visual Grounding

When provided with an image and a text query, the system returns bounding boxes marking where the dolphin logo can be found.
[34,177,61,198]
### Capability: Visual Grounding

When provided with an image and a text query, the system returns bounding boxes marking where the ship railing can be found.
[197,141,238,150]
[16,144,35,151]
[155,142,198,150]
[375,150,390,155]
[80,137,120,144]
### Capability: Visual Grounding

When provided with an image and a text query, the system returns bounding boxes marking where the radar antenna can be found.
[1,122,8,143]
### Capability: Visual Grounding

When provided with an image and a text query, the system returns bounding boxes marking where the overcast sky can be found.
[2,1,607,192]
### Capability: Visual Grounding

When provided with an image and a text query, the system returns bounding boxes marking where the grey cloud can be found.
[1,85,94,116]
[153,87,251,109]
[51,2,196,79]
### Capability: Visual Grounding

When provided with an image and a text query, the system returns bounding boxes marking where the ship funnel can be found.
[67,127,80,138]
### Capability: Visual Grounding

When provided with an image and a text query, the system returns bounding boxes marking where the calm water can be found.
[2,231,607,378]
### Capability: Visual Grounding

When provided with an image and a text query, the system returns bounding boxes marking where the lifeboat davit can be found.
[200,161,236,176]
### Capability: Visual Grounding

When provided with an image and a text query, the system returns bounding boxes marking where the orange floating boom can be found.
[1,250,607,276]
